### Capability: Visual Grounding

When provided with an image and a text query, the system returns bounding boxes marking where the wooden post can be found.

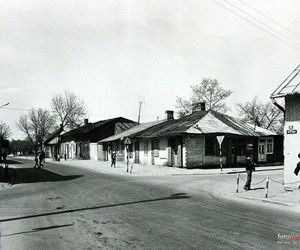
[236,172,240,193]
[265,176,269,198]
[220,149,223,171]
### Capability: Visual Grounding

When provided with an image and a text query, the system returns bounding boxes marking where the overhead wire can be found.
[239,0,300,42]
[211,0,300,51]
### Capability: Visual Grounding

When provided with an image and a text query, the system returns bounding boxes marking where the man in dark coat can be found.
[39,150,45,168]
[244,157,256,191]
[294,153,300,176]
[111,151,116,168]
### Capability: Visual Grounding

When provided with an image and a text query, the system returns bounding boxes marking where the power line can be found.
[211,0,300,51]
[223,0,300,45]
[239,0,300,42]
[2,107,29,112]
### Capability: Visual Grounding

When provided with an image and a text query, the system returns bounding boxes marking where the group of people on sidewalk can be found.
[33,150,46,169]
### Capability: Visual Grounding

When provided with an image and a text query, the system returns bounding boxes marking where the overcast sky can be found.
[1,0,300,139]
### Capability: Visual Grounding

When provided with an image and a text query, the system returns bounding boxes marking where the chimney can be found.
[165,110,174,120]
[200,102,206,111]
[84,118,89,125]
[192,102,206,112]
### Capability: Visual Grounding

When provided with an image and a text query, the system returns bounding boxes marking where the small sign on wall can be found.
[286,125,297,134]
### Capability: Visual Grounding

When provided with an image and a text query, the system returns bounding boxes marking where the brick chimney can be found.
[192,102,206,112]
[165,110,174,120]
[84,118,89,125]
[200,102,206,111]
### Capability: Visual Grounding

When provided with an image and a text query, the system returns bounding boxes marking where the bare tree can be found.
[175,78,232,117]
[51,90,86,130]
[18,108,56,154]
[0,121,11,139]
[236,96,284,132]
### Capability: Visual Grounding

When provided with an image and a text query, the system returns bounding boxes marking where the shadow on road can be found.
[0,193,190,223]
[0,223,74,237]
[0,167,83,184]
[0,159,24,165]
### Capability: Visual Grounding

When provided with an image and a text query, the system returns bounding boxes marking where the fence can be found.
[235,172,300,198]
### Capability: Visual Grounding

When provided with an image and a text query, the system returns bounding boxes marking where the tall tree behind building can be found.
[0,121,11,139]
[51,90,87,130]
[236,96,284,133]
[18,108,56,154]
[175,78,232,117]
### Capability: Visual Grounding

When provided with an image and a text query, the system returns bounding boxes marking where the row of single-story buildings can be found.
[44,108,284,168]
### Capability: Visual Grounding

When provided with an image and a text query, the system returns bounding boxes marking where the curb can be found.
[223,193,296,207]
[226,167,283,174]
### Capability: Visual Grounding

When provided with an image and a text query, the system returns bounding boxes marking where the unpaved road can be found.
[0,158,299,249]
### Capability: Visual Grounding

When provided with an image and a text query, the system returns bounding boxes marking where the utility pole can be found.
[137,96,145,124]
[137,101,142,124]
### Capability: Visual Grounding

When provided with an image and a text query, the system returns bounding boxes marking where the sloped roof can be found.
[245,123,277,136]
[135,111,207,137]
[100,120,165,143]
[44,126,64,145]
[61,117,137,142]
[62,119,113,138]
[271,64,300,98]
[135,110,278,138]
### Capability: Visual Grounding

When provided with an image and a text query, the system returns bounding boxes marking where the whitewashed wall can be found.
[153,138,168,166]
[284,121,300,188]
[90,143,98,161]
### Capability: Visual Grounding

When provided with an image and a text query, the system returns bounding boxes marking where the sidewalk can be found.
[220,171,300,211]
[44,158,283,177]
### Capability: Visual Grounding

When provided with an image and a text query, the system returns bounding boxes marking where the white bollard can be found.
[236,172,240,193]
[265,176,269,198]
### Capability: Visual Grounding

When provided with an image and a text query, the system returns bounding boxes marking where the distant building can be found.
[271,64,300,189]
[45,117,137,161]
[100,109,283,168]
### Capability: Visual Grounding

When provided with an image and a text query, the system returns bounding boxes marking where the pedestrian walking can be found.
[127,155,134,174]
[39,150,45,168]
[33,154,39,168]
[3,151,8,168]
[244,156,256,191]
[294,153,300,176]
[111,151,116,168]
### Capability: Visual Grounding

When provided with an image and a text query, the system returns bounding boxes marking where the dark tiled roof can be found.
[44,126,64,145]
[100,120,165,142]
[61,117,137,142]
[61,119,113,138]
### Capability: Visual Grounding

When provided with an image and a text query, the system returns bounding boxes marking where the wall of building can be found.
[89,143,98,160]
[138,140,152,165]
[185,135,205,168]
[283,121,300,188]
[285,94,300,121]
[153,137,168,166]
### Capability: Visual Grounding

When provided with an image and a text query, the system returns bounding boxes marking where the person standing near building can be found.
[33,154,39,168]
[39,150,45,168]
[294,153,300,176]
[244,156,256,191]
[111,151,116,168]
[2,151,8,168]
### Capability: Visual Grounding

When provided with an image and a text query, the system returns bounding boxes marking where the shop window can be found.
[266,138,273,154]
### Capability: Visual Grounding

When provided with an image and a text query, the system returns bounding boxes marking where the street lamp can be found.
[0,102,9,109]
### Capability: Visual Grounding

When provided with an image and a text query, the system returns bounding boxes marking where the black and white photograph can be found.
[0,0,300,249]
